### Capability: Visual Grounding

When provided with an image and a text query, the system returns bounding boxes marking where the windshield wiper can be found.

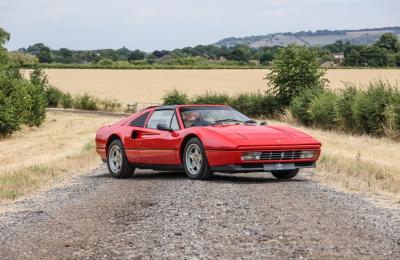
[244,120,257,124]
[213,119,243,125]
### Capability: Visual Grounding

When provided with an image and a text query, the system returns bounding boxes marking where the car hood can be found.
[204,124,320,148]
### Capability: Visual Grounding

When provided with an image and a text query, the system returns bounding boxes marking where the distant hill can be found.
[214,27,400,48]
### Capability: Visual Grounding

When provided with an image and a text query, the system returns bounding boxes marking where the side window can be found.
[146,110,175,129]
[170,113,180,131]
[130,112,149,127]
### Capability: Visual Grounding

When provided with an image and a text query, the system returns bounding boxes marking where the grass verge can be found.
[0,142,96,200]
[0,111,122,202]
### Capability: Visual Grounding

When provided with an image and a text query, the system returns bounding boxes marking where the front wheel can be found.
[107,139,135,178]
[271,169,299,180]
[183,138,213,180]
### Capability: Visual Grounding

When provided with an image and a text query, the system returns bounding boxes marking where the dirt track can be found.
[0,166,400,259]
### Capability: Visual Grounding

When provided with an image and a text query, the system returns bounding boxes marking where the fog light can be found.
[241,152,261,161]
[300,150,315,159]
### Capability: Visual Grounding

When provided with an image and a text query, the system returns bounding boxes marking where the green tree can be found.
[259,49,275,65]
[127,49,146,61]
[0,28,47,136]
[344,48,361,66]
[266,45,328,106]
[59,48,72,58]
[0,27,10,46]
[359,46,389,67]
[229,45,251,62]
[374,33,400,53]
[27,43,53,63]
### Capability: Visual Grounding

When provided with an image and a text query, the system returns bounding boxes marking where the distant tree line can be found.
[321,33,400,67]
[12,32,400,68]
[17,43,279,66]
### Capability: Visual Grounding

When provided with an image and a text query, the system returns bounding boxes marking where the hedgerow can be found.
[44,86,122,112]
[162,89,189,105]
[192,91,231,105]
[308,91,338,129]
[289,79,400,139]
[162,89,284,119]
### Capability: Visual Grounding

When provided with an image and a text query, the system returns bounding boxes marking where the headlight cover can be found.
[300,150,315,159]
[241,152,262,161]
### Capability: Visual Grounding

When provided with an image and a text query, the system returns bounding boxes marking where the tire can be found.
[271,169,299,180]
[107,139,135,178]
[183,137,213,180]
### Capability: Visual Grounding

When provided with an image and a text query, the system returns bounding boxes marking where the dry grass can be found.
[269,119,400,201]
[0,111,122,201]
[43,69,400,104]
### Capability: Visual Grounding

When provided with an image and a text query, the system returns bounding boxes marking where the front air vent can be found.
[260,151,302,160]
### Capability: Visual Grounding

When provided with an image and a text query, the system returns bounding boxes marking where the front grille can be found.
[260,150,302,160]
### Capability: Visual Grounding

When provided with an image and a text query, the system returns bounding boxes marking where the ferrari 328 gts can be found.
[95,105,321,180]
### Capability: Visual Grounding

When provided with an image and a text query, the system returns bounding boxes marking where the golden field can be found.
[0,111,120,201]
[44,69,400,104]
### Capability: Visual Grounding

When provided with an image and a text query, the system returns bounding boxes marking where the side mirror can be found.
[260,121,267,126]
[157,123,172,132]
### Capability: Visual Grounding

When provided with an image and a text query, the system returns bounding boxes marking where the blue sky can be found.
[1,0,399,51]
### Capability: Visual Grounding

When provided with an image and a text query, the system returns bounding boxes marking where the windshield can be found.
[180,106,251,128]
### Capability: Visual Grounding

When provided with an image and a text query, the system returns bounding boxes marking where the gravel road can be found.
[0,166,399,259]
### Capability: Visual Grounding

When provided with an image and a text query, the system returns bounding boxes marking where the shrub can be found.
[309,91,339,129]
[45,86,64,107]
[352,80,394,135]
[0,73,32,136]
[192,91,230,105]
[162,89,189,105]
[25,81,46,127]
[60,92,73,108]
[97,98,122,112]
[230,92,283,118]
[97,58,114,66]
[290,88,322,125]
[336,85,358,131]
[383,92,400,139]
[73,93,97,111]
[259,94,285,118]
[230,92,263,117]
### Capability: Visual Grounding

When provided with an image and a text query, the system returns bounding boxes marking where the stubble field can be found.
[44,69,400,104]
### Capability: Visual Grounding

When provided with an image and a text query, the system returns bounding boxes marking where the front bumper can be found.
[206,147,319,173]
[210,162,316,173]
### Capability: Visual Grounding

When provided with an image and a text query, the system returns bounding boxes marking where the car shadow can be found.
[90,170,307,184]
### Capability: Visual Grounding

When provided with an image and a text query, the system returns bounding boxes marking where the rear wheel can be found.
[107,139,135,178]
[183,138,213,180]
[271,169,299,180]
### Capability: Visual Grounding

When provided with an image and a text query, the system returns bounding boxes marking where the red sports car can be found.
[96,105,321,180]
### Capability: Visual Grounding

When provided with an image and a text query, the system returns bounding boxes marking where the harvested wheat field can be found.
[44,69,400,104]
[0,111,121,201]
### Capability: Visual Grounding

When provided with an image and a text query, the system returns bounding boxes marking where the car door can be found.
[123,111,150,163]
[136,109,182,165]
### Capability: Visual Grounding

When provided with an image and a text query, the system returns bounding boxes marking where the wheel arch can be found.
[106,134,122,156]
[179,134,202,165]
